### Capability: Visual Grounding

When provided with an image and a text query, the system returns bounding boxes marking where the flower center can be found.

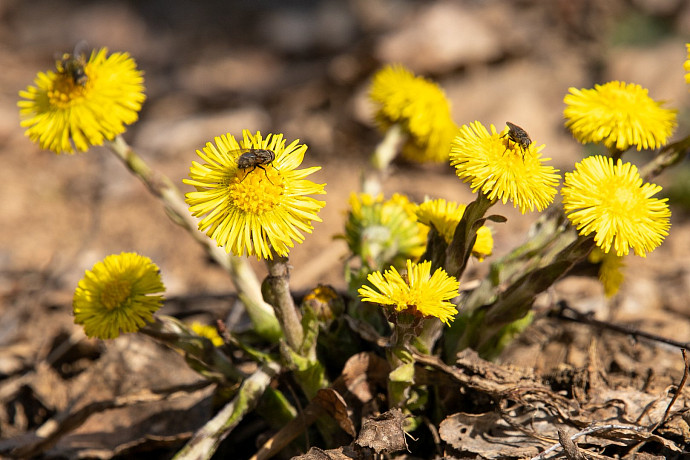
[100,279,133,311]
[602,177,638,215]
[48,73,88,108]
[229,166,284,214]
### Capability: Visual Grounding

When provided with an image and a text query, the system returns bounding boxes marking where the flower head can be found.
[416,198,493,261]
[184,130,326,259]
[450,121,560,214]
[564,81,677,151]
[73,253,165,339]
[562,155,671,257]
[370,64,457,162]
[18,47,145,154]
[358,260,460,325]
[343,192,427,270]
[190,322,224,347]
[588,248,625,297]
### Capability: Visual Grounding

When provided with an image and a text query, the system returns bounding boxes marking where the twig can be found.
[557,427,587,460]
[654,348,690,431]
[553,301,690,349]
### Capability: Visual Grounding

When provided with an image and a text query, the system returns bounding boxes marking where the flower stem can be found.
[362,123,407,195]
[262,256,304,351]
[173,361,281,460]
[105,136,281,341]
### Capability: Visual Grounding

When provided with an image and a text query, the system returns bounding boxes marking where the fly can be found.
[502,121,532,155]
[235,148,276,183]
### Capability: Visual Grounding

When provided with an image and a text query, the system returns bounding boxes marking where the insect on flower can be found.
[57,43,89,87]
[502,121,532,156]
[235,148,276,183]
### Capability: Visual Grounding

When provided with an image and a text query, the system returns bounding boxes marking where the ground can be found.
[1,0,690,458]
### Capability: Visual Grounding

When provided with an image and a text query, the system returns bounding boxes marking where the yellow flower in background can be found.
[190,322,224,347]
[185,130,326,259]
[18,47,145,154]
[562,155,671,257]
[450,121,560,214]
[564,81,677,151]
[358,260,460,325]
[684,44,690,85]
[416,198,493,261]
[370,64,457,162]
[588,248,625,297]
[73,253,165,339]
[343,192,427,269]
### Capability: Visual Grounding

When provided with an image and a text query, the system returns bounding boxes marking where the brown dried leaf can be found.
[314,389,356,437]
[340,352,389,404]
[439,412,542,459]
[355,408,408,454]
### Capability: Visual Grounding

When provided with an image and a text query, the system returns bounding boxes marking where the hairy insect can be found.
[501,121,532,155]
[57,47,88,87]
[235,148,276,183]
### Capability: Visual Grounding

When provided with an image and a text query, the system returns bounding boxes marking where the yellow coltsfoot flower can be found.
[564,81,677,151]
[190,322,224,347]
[358,260,460,326]
[685,44,690,85]
[18,47,145,154]
[185,130,326,259]
[450,121,560,214]
[562,155,671,257]
[370,64,457,162]
[343,192,427,269]
[588,247,625,298]
[73,253,165,339]
[416,198,493,261]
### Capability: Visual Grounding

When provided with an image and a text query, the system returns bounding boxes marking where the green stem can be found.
[105,136,281,342]
[362,123,407,195]
[445,192,495,278]
[173,361,280,460]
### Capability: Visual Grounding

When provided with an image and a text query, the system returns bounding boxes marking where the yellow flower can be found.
[562,155,671,257]
[588,248,625,297]
[358,260,460,325]
[343,192,427,269]
[18,47,145,154]
[416,198,493,261]
[685,44,690,85]
[370,64,457,162]
[73,253,165,339]
[184,130,326,259]
[190,322,224,347]
[564,81,677,151]
[450,121,560,214]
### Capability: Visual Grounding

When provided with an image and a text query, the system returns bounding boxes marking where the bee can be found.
[235,148,276,183]
[501,121,532,155]
[57,46,88,87]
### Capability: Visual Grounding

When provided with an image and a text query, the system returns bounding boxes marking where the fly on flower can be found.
[235,148,276,178]
[501,121,532,156]
[57,43,89,87]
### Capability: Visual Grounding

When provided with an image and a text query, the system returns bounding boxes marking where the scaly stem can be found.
[262,256,304,351]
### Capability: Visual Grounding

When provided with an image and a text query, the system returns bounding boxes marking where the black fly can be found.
[501,121,532,155]
[235,149,276,183]
[57,43,89,87]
